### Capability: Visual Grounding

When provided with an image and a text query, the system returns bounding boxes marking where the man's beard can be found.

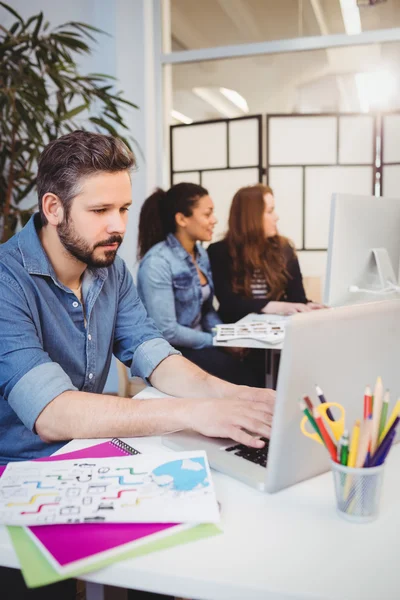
[57,219,123,268]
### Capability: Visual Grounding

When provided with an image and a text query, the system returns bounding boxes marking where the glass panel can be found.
[170,42,400,123]
[169,0,400,51]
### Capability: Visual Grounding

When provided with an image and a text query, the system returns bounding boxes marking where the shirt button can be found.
[88,373,94,380]
[88,334,92,341]
[72,301,79,308]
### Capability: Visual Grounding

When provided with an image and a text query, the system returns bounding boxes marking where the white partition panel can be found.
[172,171,200,185]
[305,166,373,249]
[297,250,327,280]
[268,167,303,249]
[229,118,259,167]
[339,116,375,164]
[382,165,400,197]
[268,116,337,165]
[383,114,400,163]
[202,168,259,242]
[172,122,227,171]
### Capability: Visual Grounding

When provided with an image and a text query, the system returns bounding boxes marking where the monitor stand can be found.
[371,248,397,289]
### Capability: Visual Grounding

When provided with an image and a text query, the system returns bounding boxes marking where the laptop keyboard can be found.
[224,438,270,467]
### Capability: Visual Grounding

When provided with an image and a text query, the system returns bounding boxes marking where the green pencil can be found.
[298,399,324,442]
[378,390,390,440]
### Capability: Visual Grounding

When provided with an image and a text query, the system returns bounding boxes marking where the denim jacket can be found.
[137,234,222,349]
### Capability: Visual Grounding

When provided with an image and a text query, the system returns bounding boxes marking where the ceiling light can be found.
[171,110,193,124]
[340,0,362,35]
[219,88,249,113]
[192,87,240,118]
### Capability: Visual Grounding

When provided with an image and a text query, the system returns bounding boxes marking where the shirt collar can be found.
[18,213,108,283]
[166,233,200,260]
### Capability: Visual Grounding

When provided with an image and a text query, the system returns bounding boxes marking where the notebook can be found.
[1,439,179,574]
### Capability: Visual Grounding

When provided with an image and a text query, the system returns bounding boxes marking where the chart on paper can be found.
[0,452,219,526]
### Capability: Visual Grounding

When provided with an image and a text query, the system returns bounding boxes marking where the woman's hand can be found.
[262,301,313,316]
[307,302,329,310]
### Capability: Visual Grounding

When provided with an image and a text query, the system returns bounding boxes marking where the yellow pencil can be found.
[347,419,360,468]
[379,398,400,445]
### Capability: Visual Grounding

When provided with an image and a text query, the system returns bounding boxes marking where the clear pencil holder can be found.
[330,461,385,523]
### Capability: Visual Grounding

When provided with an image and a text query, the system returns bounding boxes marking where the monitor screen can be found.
[324,193,400,306]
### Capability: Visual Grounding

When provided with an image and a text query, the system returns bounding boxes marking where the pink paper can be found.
[0,442,178,567]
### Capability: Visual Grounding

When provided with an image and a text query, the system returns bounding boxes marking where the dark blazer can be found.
[207,239,308,323]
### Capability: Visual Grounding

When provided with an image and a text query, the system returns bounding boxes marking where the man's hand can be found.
[187,387,275,448]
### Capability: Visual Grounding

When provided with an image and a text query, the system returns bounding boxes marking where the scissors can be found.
[300,402,346,444]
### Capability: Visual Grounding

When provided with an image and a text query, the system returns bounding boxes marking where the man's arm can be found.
[35,354,275,449]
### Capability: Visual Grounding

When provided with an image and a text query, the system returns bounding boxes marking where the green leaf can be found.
[0,2,23,23]
[60,103,88,120]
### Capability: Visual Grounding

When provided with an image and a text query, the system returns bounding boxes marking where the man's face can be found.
[57,171,132,268]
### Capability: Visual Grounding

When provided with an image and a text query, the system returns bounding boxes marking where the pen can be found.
[339,431,349,466]
[315,384,335,422]
[371,376,384,455]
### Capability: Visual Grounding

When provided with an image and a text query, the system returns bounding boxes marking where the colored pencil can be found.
[298,399,323,442]
[371,376,384,455]
[315,384,335,421]
[363,385,372,419]
[347,420,360,468]
[313,408,337,461]
[378,390,390,441]
[379,399,400,445]
[302,394,314,413]
[370,429,397,467]
[377,415,400,452]
[355,416,372,468]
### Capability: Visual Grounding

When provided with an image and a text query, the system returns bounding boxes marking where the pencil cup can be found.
[330,461,385,523]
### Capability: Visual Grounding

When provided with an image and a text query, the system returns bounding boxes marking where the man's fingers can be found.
[234,415,271,438]
[228,426,271,448]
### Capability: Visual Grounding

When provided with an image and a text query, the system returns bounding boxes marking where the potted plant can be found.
[0,2,138,242]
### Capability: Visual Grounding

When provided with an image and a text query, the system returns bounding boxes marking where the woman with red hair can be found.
[208,184,324,323]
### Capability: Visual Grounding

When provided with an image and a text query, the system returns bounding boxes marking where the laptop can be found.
[162,300,400,493]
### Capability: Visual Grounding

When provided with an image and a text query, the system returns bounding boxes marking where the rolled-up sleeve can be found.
[0,272,77,431]
[132,338,180,380]
[8,363,78,431]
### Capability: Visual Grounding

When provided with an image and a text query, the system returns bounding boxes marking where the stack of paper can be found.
[213,321,285,345]
[0,447,221,588]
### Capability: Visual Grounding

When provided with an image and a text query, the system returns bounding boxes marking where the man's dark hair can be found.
[37,130,136,225]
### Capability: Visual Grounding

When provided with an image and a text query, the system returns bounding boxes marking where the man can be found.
[0,130,275,467]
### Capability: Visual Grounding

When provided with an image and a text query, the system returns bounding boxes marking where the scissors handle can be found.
[301,402,346,444]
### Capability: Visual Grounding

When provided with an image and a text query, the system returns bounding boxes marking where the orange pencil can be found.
[313,408,337,461]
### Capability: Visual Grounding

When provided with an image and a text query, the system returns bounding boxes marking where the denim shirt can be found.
[137,234,222,349]
[0,214,179,464]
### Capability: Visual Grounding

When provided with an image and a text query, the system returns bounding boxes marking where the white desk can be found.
[1,388,399,600]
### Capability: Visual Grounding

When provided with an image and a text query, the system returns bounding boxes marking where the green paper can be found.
[8,523,221,588]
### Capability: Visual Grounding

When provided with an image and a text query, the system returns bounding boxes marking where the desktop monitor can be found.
[324,193,400,307]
